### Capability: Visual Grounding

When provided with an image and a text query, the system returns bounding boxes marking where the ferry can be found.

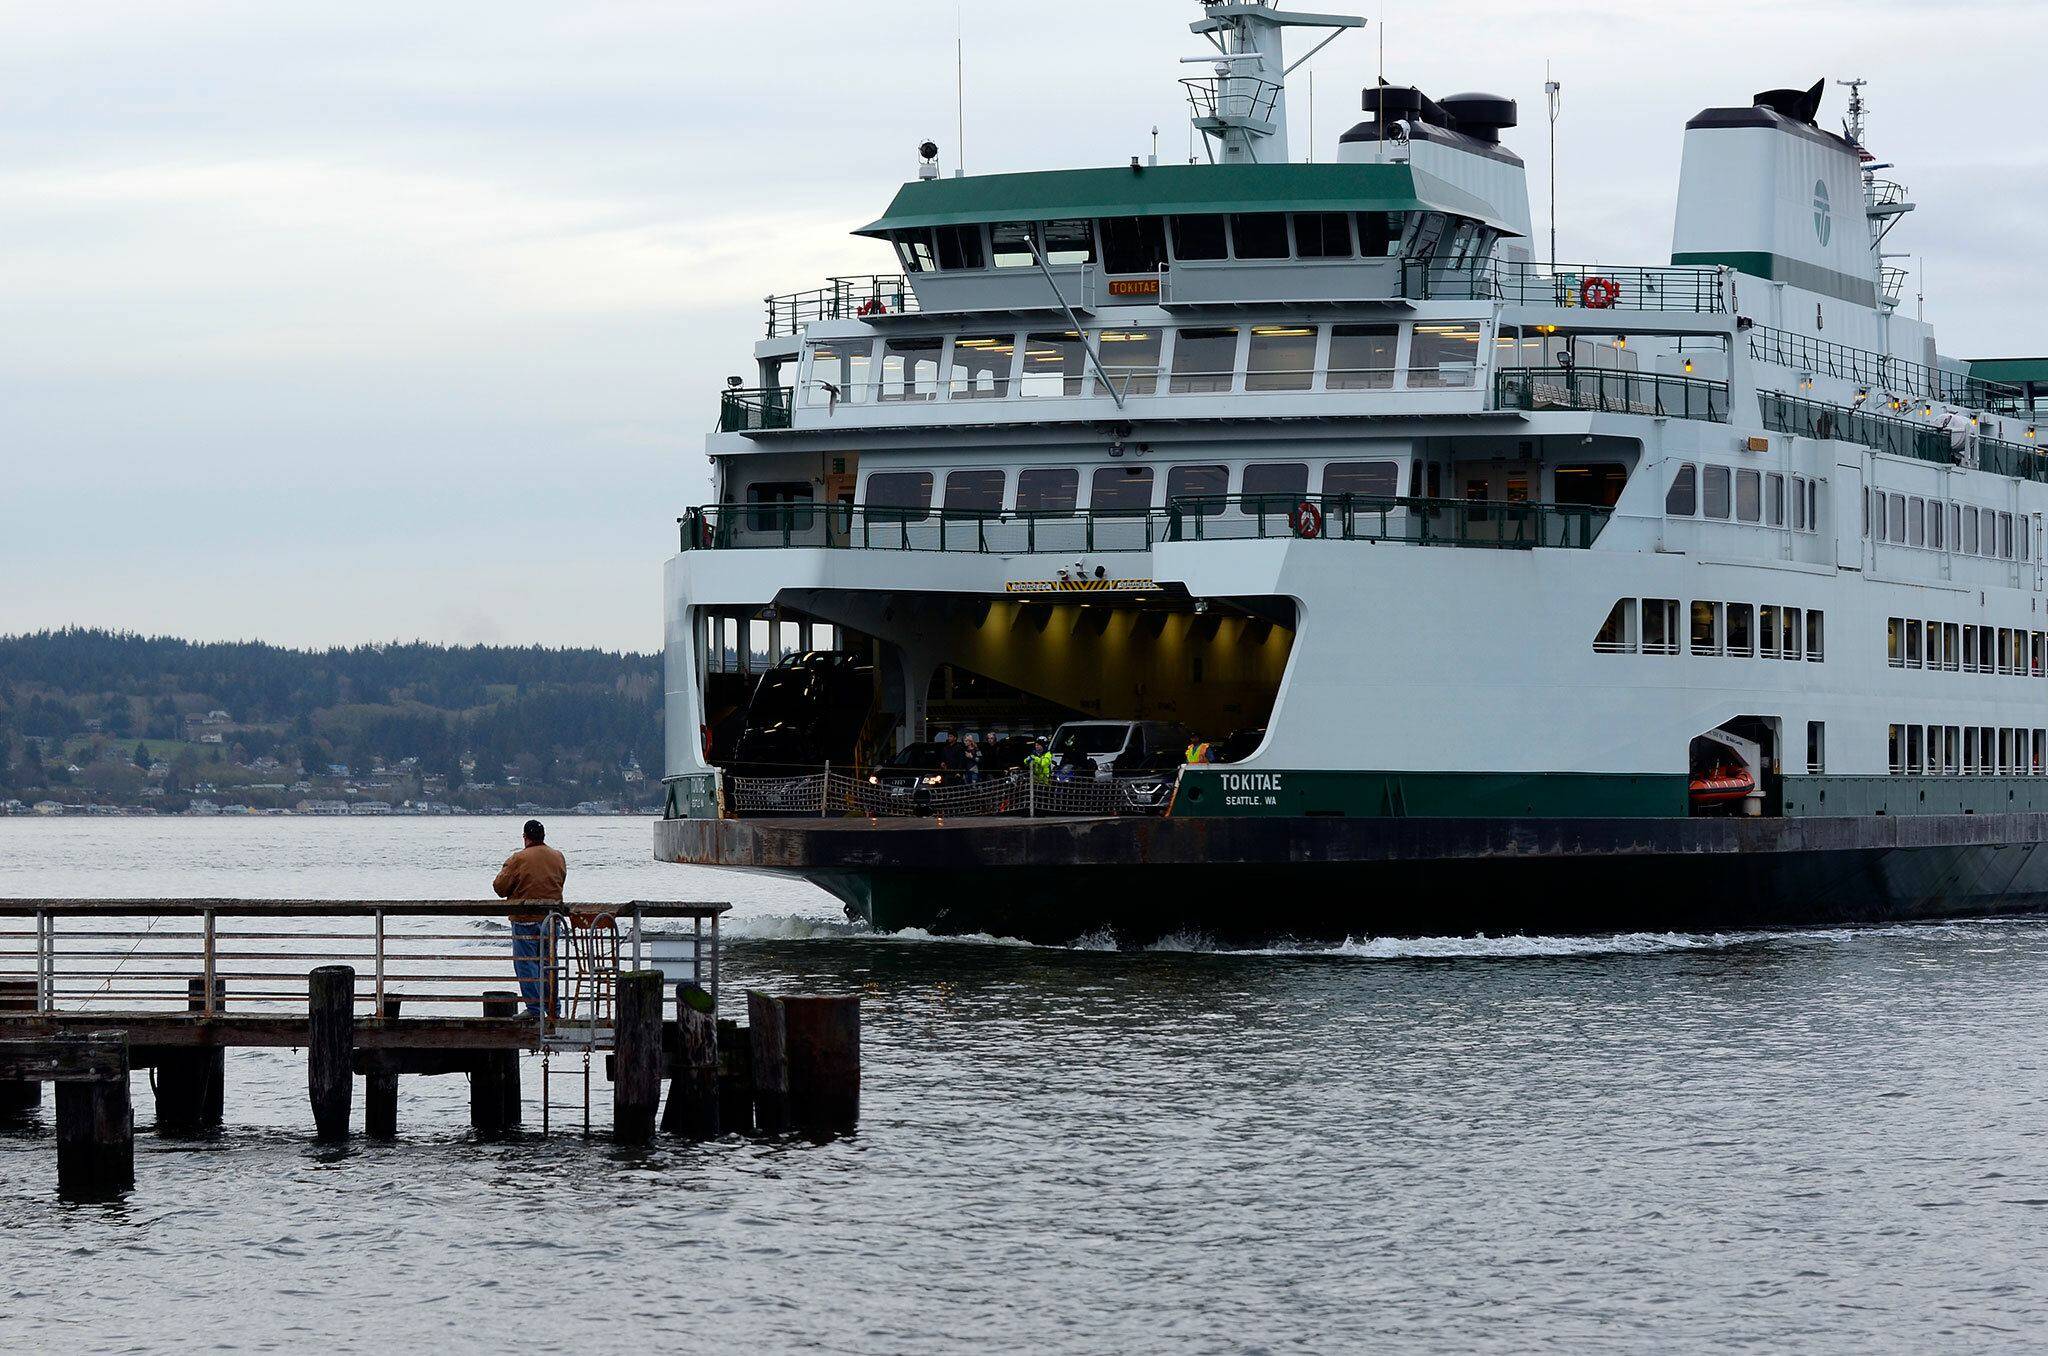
[656,1,2048,944]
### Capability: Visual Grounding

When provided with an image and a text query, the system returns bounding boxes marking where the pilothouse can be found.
[659,1,2048,945]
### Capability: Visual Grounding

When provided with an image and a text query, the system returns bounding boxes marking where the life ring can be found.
[857,297,887,318]
[1289,500,1324,539]
[1580,276,1620,309]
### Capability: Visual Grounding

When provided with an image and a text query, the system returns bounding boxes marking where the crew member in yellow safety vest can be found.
[1185,740,1212,764]
[1027,737,1055,784]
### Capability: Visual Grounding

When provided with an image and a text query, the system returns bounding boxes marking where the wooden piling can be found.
[781,996,861,1135]
[469,991,520,1137]
[307,965,355,1141]
[716,1018,754,1134]
[613,970,663,1145]
[154,977,225,1137]
[365,995,402,1140]
[659,983,718,1139]
[747,991,790,1133]
[51,1034,133,1198]
[0,978,38,1115]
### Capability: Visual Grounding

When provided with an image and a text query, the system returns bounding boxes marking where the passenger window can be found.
[950,334,1016,399]
[990,223,1037,269]
[1767,473,1785,526]
[1327,325,1398,390]
[1595,599,1634,654]
[1964,507,1980,554]
[1169,328,1240,394]
[1246,326,1317,392]
[1166,465,1230,517]
[1021,331,1089,398]
[1665,464,1698,516]
[1887,493,1905,542]
[1406,323,1482,388]
[1690,601,1722,655]
[1555,464,1627,508]
[806,338,873,406]
[1726,603,1754,657]
[879,336,943,402]
[1909,497,1925,548]
[2001,512,2015,558]
[1736,469,1761,522]
[934,225,986,271]
[1093,328,1161,397]
[865,471,934,520]
[1241,463,1310,505]
[1293,213,1353,258]
[1091,466,1155,514]
[1703,465,1731,519]
[944,469,1005,515]
[1099,217,1167,274]
[1016,468,1079,513]
[1929,498,1943,550]
[1230,213,1290,259]
[1323,461,1399,499]
[1040,219,1096,266]
[1170,215,1228,261]
[1792,476,1806,530]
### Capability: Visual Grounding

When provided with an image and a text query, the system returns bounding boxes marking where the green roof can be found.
[856,162,1520,238]
[1969,357,2048,388]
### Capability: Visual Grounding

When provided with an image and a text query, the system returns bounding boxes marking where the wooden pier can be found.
[0,900,860,1198]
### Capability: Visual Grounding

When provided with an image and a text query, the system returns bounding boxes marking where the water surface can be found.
[2,817,2045,1352]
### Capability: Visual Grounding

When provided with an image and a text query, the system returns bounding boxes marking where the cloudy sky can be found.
[3,0,2041,652]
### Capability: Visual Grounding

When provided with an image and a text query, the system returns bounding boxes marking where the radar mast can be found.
[1182,2,1364,164]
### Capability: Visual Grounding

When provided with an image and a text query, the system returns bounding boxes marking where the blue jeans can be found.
[511,920,548,1015]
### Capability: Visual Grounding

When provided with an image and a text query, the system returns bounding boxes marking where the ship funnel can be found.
[1671,81,1879,308]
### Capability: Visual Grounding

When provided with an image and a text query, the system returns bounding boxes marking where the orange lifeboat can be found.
[1689,765,1756,805]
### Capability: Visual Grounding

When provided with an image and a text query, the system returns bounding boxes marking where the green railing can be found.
[678,494,1612,555]
[1748,326,2021,410]
[718,386,794,433]
[1495,365,1731,422]
[1759,391,2048,482]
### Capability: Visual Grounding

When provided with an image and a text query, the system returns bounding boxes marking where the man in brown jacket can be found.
[493,819,567,1017]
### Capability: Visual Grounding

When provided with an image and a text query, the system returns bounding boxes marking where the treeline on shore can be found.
[0,629,664,813]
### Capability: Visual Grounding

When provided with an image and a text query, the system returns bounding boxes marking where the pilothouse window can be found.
[934,225,986,271]
[1100,217,1168,274]
[991,222,1037,269]
[1230,213,1290,259]
[1170,215,1228,262]
[1293,213,1353,258]
[1039,219,1097,266]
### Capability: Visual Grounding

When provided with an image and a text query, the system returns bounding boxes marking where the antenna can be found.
[1545,62,1562,274]
[1837,78,1868,149]
[955,13,966,178]
[1375,25,1384,164]
[1308,70,1314,163]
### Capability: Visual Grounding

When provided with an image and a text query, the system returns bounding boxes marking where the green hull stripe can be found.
[1174,769,1687,819]
[1671,250,1878,308]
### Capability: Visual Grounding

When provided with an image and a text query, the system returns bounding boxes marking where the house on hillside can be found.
[185,711,232,744]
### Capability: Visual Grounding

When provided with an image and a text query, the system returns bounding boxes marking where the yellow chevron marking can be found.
[1005,578,1159,594]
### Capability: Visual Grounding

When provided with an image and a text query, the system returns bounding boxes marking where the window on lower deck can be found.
[746,482,814,533]
[864,471,934,520]
[943,469,1006,515]
[1736,469,1761,522]
[1887,493,1905,542]
[1726,603,1754,657]
[1665,464,1697,516]
[1090,465,1154,514]
[1690,601,1722,655]
[1322,461,1399,499]
[1703,465,1731,519]
[1768,473,1785,526]
[1241,462,1310,510]
[1643,599,1680,654]
[1166,464,1230,517]
[1554,464,1627,508]
[1808,721,1825,774]
[1595,599,1635,653]
[1016,468,1079,513]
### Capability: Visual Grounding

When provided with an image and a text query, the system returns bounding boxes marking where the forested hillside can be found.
[0,629,663,813]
